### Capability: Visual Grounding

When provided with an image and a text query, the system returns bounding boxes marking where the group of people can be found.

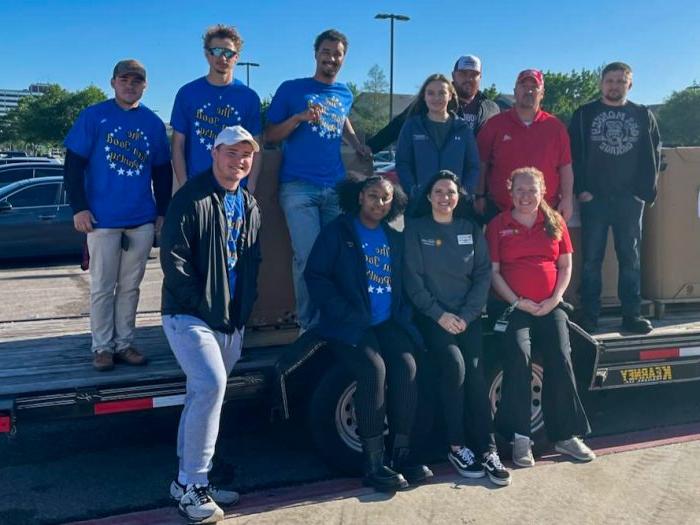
[62,22,661,524]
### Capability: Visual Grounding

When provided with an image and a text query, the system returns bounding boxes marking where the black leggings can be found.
[417,315,495,455]
[330,319,418,439]
[495,307,591,442]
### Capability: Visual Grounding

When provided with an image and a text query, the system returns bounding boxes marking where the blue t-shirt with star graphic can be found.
[354,219,392,326]
[170,76,262,179]
[224,188,245,300]
[267,77,353,187]
[64,99,170,228]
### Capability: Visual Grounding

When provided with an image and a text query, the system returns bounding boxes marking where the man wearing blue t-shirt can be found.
[265,29,370,331]
[64,59,172,371]
[171,24,262,191]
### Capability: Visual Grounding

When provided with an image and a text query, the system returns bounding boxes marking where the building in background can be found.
[0,84,50,117]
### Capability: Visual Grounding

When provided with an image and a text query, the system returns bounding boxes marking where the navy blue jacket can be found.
[396,114,480,198]
[304,214,423,348]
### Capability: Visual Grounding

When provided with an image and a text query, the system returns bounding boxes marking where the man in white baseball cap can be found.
[160,124,262,522]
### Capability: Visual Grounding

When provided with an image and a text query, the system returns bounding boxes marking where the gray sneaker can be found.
[178,484,224,523]
[512,436,535,468]
[555,437,596,462]
[170,480,240,506]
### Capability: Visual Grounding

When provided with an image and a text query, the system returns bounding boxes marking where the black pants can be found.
[495,307,591,442]
[330,319,418,439]
[417,315,495,455]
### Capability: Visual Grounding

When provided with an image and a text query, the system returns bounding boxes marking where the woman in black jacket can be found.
[304,174,430,492]
[404,170,510,486]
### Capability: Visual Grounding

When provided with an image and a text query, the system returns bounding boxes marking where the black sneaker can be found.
[448,447,485,478]
[482,451,511,486]
[622,316,653,334]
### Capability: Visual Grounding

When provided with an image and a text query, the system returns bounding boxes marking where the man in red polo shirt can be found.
[475,70,573,223]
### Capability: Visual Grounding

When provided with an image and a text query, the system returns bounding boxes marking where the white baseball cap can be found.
[213,125,260,152]
[454,55,482,73]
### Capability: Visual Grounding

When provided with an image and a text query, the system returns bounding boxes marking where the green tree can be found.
[482,83,499,100]
[3,84,107,146]
[657,86,700,146]
[350,65,391,139]
[541,68,601,124]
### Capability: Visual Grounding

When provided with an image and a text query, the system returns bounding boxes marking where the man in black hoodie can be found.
[367,54,500,153]
[569,62,661,334]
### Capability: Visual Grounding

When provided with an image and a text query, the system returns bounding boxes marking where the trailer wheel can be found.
[307,363,364,474]
[487,362,548,454]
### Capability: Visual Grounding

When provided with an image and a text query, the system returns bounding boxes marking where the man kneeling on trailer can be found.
[160,126,262,523]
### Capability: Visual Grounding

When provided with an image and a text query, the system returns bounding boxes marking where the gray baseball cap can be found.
[453,55,482,73]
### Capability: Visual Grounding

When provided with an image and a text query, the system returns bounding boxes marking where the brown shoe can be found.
[93,351,114,371]
[114,346,147,366]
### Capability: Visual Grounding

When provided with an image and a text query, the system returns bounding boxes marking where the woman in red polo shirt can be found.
[486,167,594,468]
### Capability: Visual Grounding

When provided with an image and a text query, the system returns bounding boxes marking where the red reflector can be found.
[640,348,679,361]
[94,398,153,415]
[0,415,11,433]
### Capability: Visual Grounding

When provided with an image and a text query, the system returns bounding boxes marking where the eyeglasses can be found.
[207,47,238,59]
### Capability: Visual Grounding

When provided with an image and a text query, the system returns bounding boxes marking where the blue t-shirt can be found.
[64,99,170,228]
[267,77,353,186]
[354,218,392,326]
[170,76,262,179]
[224,188,245,300]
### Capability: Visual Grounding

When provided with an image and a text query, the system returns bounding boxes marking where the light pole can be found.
[238,62,260,87]
[374,13,409,121]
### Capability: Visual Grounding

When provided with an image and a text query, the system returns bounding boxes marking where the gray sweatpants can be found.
[162,314,243,486]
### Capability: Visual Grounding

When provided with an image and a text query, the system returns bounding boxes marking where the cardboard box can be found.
[641,148,700,300]
[565,226,619,307]
[248,148,372,327]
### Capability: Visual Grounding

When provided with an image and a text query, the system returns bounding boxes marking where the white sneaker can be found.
[170,480,240,506]
[555,437,596,462]
[178,484,224,523]
[512,436,535,468]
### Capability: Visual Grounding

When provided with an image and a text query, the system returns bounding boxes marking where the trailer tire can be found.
[307,363,364,475]
[487,362,548,456]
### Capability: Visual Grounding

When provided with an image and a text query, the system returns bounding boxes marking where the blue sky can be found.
[2,0,698,120]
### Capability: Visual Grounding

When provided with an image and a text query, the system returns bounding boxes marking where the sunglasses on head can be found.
[207,47,238,59]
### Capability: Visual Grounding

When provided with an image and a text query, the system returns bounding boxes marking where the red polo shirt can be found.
[477,108,571,212]
[486,210,573,303]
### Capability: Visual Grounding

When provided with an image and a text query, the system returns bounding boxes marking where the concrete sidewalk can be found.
[72,427,700,525]
[220,441,699,525]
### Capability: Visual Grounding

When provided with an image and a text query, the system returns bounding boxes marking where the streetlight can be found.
[238,62,260,87]
[374,13,409,121]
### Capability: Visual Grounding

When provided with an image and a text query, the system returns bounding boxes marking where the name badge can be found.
[457,234,473,245]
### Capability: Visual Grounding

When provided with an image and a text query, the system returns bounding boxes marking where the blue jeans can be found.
[278,179,340,330]
[162,314,244,486]
[580,193,645,318]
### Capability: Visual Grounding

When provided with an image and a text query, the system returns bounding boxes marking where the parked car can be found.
[0,162,64,187]
[0,156,62,166]
[373,161,398,184]
[0,150,28,158]
[0,176,84,258]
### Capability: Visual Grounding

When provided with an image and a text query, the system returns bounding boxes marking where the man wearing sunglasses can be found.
[265,29,370,333]
[171,24,262,191]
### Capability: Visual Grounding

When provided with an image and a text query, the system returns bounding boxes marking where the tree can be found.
[657,86,700,146]
[3,84,107,146]
[350,65,390,139]
[541,68,601,124]
[482,83,499,101]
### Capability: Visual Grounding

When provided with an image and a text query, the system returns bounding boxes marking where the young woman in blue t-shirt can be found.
[304,174,431,492]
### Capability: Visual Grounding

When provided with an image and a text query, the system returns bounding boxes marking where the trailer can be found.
[1,147,699,474]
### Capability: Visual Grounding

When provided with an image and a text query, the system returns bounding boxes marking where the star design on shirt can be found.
[195,121,200,127]
[139,164,144,170]
[206,144,212,150]
[200,137,205,144]
[109,162,116,169]
[105,155,110,161]
[368,285,375,293]
[312,126,318,132]
[126,169,133,176]
[135,169,140,176]
[117,168,125,175]
[195,129,201,135]
[376,286,384,294]
[386,284,392,292]
[104,146,110,152]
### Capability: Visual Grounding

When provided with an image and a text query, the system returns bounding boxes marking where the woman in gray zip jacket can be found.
[396,74,480,201]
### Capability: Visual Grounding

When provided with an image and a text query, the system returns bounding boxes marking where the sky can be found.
[2,0,698,120]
